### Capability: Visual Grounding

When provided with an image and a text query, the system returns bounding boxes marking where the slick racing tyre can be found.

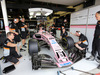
[28,39,38,56]
[62,36,74,50]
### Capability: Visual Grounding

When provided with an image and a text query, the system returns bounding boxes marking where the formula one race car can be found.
[28,28,74,70]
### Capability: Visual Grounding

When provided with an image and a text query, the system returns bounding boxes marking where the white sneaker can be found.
[86,55,95,61]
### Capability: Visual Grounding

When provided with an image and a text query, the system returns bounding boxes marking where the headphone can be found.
[14,19,17,22]
[78,32,81,35]
[76,31,81,35]
[20,18,22,21]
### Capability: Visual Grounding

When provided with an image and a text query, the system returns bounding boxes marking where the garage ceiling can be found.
[0,0,95,20]
[34,0,86,6]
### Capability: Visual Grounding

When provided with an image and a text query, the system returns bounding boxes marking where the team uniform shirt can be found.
[9,22,21,43]
[19,22,27,39]
[61,31,68,38]
[9,22,19,33]
[3,38,15,56]
[78,33,88,48]
[19,22,26,32]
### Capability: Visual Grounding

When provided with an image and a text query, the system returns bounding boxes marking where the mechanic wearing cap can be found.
[86,11,100,69]
[60,28,68,40]
[71,31,88,50]
[3,32,22,65]
[19,18,27,48]
[9,18,25,52]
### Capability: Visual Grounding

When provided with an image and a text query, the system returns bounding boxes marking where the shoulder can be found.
[81,34,87,39]
[6,38,11,42]
[80,34,84,38]
[9,23,13,27]
[4,38,10,44]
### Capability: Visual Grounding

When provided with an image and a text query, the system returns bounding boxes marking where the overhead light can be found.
[29,12,34,15]
[35,12,41,16]
[45,13,51,16]
[28,8,53,18]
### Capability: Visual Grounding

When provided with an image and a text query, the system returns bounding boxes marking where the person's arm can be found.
[15,46,18,53]
[70,32,76,36]
[60,36,62,39]
[75,41,82,44]
[9,23,18,35]
[24,25,27,28]
[7,42,17,47]
[9,28,18,35]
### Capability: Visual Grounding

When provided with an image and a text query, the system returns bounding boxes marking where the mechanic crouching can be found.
[74,31,88,51]
[3,32,22,65]
[71,31,88,50]
[69,31,88,62]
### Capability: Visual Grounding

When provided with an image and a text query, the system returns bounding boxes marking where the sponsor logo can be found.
[60,62,71,67]
[51,40,56,44]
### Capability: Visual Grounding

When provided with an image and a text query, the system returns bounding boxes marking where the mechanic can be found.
[38,25,45,33]
[50,22,57,37]
[60,26,65,35]
[19,18,27,48]
[3,32,22,65]
[63,19,69,31]
[60,28,68,40]
[71,31,88,50]
[9,18,25,52]
[86,11,100,69]
[41,23,47,31]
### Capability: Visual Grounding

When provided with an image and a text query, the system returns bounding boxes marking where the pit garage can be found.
[0,0,100,75]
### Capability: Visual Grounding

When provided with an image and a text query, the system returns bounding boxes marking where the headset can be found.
[14,19,17,22]
[78,32,81,35]
[20,18,22,21]
[76,31,81,35]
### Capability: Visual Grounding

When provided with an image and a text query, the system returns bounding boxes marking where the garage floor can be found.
[0,39,100,75]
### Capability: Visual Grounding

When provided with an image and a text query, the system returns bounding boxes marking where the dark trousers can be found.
[91,37,100,59]
[6,49,20,64]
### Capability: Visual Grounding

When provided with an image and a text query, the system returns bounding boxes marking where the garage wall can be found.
[70,5,100,52]
[95,0,100,5]
[70,8,88,42]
